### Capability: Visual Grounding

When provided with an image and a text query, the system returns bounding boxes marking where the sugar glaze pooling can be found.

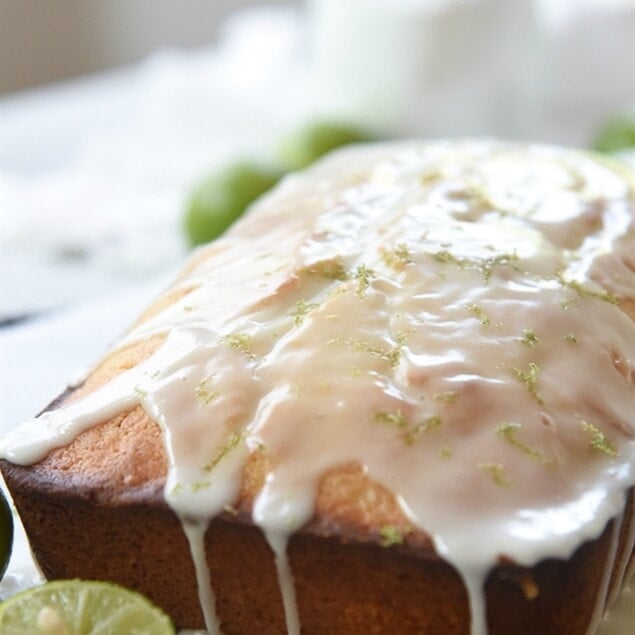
[2,141,635,634]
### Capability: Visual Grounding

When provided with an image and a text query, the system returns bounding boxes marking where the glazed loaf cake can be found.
[1,140,634,634]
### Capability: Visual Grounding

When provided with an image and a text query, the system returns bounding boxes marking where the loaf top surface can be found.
[1,139,634,592]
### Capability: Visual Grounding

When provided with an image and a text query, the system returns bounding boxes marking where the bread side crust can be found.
[2,394,633,634]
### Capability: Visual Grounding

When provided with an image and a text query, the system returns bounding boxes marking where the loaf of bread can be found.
[1,140,634,634]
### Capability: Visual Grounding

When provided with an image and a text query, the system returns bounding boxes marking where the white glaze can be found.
[1,141,634,634]
[261,530,300,635]
[182,519,220,634]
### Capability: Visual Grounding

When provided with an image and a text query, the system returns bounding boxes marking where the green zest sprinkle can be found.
[433,391,458,404]
[432,250,469,268]
[431,250,520,282]
[496,422,548,463]
[512,362,544,404]
[329,284,348,299]
[225,332,254,356]
[204,430,247,472]
[466,304,492,326]
[563,333,579,343]
[478,462,512,487]
[351,365,362,377]
[395,329,412,345]
[479,252,520,283]
[190,481,211,492]
[382,244,412,268]
[195,379,219,405]
[580,420,619,457]
[133,387,148,399]
[292,300,320,326]
[516,329,539,348]
[559,277,618,307]
[404,415,442,445]
[348,339,401,367]
[301,260,349,281]
[354,264,376,299]
[379,525,404,547]
[372,410,408,428]
[439,446,453,459]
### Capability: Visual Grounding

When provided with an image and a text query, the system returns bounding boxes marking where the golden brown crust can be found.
[2,454,632,633]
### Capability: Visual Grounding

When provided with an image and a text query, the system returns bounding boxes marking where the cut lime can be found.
[0,579,175,635]
[0,488,13,580]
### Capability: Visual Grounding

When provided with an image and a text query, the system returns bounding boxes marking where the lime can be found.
[184,161,283,246]
[593,110,635,154]
[0,488,13,580]
[277,121,375,170]
[0,579,175,635]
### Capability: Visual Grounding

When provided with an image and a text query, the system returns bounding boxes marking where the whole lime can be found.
[278,121,375,170]
[593,110,635,154]
[184,161,283,246]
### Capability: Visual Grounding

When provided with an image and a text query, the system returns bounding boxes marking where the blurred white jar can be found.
[534,0,635,145]
[308,0,539,138]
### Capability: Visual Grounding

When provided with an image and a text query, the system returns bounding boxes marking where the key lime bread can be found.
[1,140,634,634]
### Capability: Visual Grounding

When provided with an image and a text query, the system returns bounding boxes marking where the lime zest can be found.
[512,362,544,404]
[195,377,219,406]
[379,525,404,547]
[404,415,443,445]
[292,300,320,326]
[466,304,492,327]
[516,329,539,348]
[371,410,408,428]
[382,244,412,268]
[496,422,549,463]
[354,264,376,299]
[203,430,247,472]
[579,420,619,457]
[478,462,512,487]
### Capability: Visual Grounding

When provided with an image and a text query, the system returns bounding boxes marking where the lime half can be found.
[0,488,13,580]
[0,579,175,635]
